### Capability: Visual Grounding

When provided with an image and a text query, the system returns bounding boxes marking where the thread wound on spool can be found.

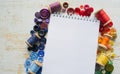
[95,9,113,27]
[97,53,109,66]
[49,2,62,13]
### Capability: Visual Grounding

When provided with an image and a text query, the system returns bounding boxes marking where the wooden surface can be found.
[0,0,120,74]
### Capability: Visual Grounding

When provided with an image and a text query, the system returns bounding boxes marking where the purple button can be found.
[40,9,50,19]
[35,12,41,18]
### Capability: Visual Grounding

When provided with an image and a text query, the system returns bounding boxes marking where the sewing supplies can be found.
[49,2,62,13]
[96,53,109,66]
[24,1,117,74]
[25,33,41,47]
[28,60,42,74]
[95,9,113,35]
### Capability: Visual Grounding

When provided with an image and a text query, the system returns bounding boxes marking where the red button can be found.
[75,7,80,15]
[67,8,74,15]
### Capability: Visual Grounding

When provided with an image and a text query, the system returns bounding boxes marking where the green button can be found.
[95,71,102,74]
[105,64,114,72]
[105,71,111,74]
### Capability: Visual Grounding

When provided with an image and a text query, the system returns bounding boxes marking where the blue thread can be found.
[36,67,42,74]
[38,50,44,57]
[30,52,38,61]
[27,34,40,47]
[29,62,40,73]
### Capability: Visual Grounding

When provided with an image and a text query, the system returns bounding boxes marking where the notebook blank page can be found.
[42,14,100,74]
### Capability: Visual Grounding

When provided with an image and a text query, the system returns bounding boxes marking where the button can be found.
[63,2,69,8]
[84,4,89,10]
[34,18,42,25]
[67,8,74,15]
[30,30,35,36]
[75,7,80,15]
[40,9,50,19]
[40,22,48,29]
[37,57,43,63]
[33,25,40,32]
[40,37,47,45]
[27,45,38,52]
[35,12,41,18]
[105,64,114,72]
[95,70,102,74]
[95,63,102,71]
[30,52,38,61]
[24,58,32,68]
[38,44,45,50]
[38,50,44,57]
[38,28,48,37]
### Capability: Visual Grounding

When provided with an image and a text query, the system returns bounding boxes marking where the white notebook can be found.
[42,13,100,74]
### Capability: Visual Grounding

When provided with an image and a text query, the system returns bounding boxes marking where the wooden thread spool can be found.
[95,9,113,27]
[49,2,62,13]
[99,36,110,49]
[26,33,41,47]
[28,60,43,74]
[97,53,109,66]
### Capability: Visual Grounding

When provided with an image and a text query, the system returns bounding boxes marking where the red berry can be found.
[75,7,80,15]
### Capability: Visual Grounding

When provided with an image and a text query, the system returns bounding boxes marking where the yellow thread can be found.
[97,53,109,66]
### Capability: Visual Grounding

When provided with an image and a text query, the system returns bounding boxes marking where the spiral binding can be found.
[52,12,100,23]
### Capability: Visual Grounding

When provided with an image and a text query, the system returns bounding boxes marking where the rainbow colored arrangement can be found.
[24,1,117,74]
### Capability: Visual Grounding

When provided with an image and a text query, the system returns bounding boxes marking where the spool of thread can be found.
[99,36,109,49]
[95,9,113,27]
[49,2,62,13]
[28,60,42,74]
[97,53,109,66]
[26,33,41,47]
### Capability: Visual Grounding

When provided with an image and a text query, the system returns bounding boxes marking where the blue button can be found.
[37,57,44,63]
[38,28,48,37]
[30,30,35,36]
[33,25,40,32]
[38,44,45,50]
[30,52,38,61]
[38,50,44,57]
[24,58,32,68]
[40,37,47,45]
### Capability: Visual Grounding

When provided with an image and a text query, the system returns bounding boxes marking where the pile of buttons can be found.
[24,1,117,74]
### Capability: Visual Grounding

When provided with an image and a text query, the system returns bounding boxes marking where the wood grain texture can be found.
[0,0,120,74]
